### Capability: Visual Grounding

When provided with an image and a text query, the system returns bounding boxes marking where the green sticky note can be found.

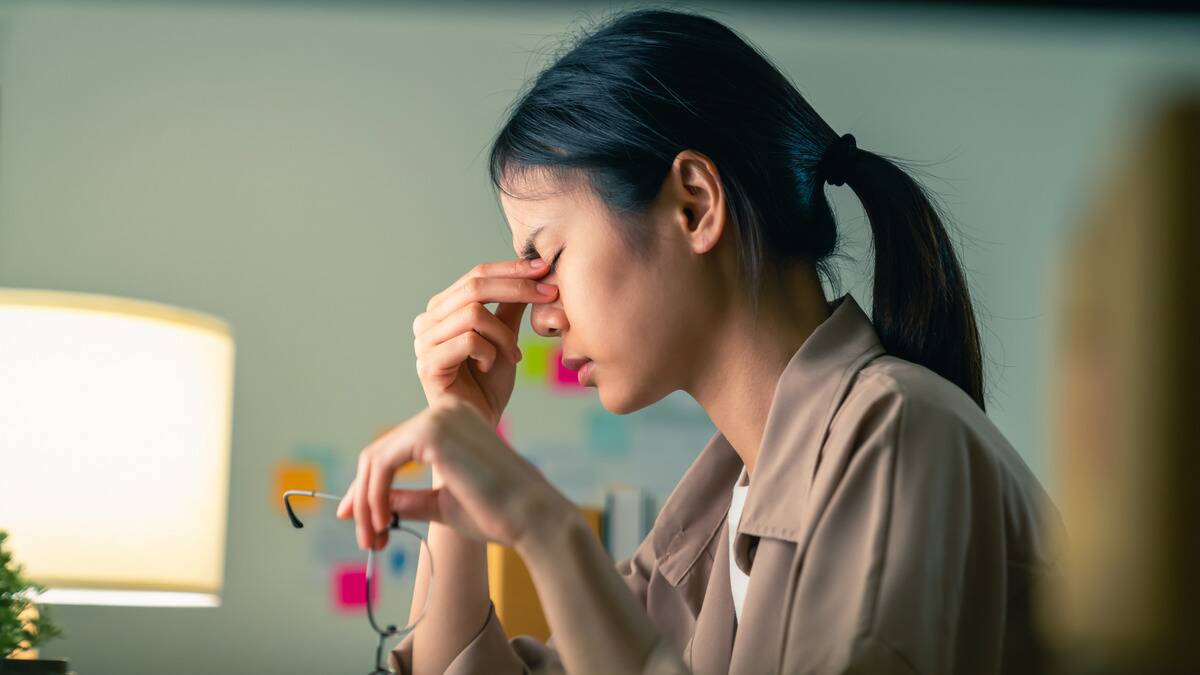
[518,340,554,380]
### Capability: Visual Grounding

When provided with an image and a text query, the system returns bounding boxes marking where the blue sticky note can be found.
[290,443,342,491]
[390,549,407,575]
[585,407,629,456]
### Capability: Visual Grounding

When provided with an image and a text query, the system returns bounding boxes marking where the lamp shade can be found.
[0,289,234,607]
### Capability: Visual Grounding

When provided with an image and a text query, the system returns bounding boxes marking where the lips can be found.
[561,356,596,386]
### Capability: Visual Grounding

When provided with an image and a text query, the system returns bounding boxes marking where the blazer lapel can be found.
[685,519,737,675]
[728,538,794,674]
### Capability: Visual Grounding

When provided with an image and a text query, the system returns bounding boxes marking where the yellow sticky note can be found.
[275,461,322,513]
[394,461,426,479]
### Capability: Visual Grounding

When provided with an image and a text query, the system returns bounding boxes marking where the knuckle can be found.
[470,262,486,278]
[465,332,487,351]
[469,303,490,323]
[464,276,484,297]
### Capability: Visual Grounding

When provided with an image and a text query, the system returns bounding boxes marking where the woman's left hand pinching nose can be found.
[335,396,571,552]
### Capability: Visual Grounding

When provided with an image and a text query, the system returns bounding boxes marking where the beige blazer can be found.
[391,294,1063,674]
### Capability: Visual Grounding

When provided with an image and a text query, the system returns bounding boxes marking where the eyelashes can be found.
[546,249,563,275]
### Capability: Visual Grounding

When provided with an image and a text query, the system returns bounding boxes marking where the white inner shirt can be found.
[727,465,751,624]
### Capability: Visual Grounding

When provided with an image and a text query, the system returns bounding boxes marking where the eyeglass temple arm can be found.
[365,518,418,642]
[281,489,343,528]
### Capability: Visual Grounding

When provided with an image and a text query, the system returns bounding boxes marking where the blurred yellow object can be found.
[1047,94,1199,673]
[487,506,603,641]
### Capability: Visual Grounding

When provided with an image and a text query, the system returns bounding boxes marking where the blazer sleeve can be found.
[388,529,691,675]
[784,378,1015,675]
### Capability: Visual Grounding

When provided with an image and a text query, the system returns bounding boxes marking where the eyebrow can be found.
[518,225,547,261]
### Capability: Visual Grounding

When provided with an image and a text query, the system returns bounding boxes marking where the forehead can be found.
[500,168,595,249]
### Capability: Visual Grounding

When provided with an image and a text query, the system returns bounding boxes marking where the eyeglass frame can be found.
[283,489,434,674]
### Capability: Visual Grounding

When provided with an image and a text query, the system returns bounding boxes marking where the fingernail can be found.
[537,283,556,295]
[529,258,546,269]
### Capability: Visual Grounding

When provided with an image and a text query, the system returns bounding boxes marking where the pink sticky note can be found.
[496,416,510,443]
[551,347,585,390]
[332,562,377,613]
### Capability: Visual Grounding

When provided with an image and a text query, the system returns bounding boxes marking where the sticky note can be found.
[332,562,377,613]
[290,443,340,492]
[585,407,629,455]
[389,549,407,575]
[551,347,585,390]
[517,340,553,380]
[496,416,509,443]
[274,461,322,513]
[394,461,425,480]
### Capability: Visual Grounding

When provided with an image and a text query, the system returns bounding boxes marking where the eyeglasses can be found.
[283,490,434,675]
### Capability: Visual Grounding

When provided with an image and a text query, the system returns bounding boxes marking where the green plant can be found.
[0,530,63,658]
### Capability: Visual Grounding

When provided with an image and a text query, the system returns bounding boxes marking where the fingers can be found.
[354,450,375,550]
[494,300,529,335]
[433,258,550,312]
[417,332,499,389]
[387,488,442,523]
[344,422,426,550]
[423,272,557,325]
[368,442,406,536]
[415,302,523,363]
[336,482,354,518]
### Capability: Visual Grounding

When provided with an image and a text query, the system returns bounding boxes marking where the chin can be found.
[597,379,665,416]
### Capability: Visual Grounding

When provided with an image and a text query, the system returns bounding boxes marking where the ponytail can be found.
[824,135,986,411]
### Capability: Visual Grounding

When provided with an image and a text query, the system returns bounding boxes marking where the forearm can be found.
[516,509,664,675]
[406,485,492,674]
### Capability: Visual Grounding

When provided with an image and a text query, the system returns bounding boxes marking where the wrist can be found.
[513,492,584,562]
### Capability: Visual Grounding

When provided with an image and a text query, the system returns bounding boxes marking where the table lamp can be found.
[0,289,235,623]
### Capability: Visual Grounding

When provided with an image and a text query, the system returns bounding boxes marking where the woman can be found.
[336,9,1062,675]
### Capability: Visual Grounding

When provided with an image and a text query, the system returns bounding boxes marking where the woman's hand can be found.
[412,258,558,427]
[335,397,572,551]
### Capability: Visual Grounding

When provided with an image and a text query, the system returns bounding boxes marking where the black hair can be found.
[488,8,986,411]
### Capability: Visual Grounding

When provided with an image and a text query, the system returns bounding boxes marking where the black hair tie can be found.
[818,133,858,187]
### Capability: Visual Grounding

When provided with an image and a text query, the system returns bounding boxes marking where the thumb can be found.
[387,487,444,523]
[494,301,528,337]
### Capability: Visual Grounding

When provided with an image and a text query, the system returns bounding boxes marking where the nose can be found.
[530,301,568,337]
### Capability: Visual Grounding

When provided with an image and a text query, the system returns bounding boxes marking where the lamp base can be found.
[0,659,72,674]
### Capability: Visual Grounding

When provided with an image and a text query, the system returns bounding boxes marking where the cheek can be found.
[571,261,666,359]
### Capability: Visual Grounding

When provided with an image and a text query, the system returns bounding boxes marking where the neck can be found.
[686,265,831,479]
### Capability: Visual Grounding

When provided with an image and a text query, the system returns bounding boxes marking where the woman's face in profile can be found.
[500,168,713,415]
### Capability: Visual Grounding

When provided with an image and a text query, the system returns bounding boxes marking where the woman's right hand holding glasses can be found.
[410,257,557,428]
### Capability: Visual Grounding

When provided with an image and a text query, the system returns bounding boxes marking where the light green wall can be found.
[0,1,1196,672]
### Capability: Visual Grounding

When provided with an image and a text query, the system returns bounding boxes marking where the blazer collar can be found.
[654,293,885,582]
[737,292,885,542]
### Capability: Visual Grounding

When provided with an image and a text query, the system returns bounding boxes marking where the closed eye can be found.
[546,249,563,275]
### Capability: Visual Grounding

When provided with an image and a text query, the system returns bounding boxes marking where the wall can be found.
[0,1,1196,672]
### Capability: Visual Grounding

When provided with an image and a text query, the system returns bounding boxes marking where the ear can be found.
[664,149,726,255]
